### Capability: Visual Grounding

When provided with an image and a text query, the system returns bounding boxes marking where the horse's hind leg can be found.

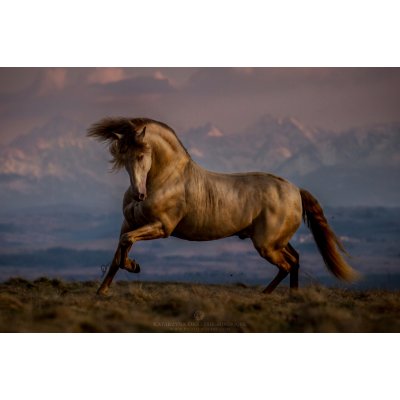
[263,267,289,294]
[253,243,299,294]
[287,243,300,289]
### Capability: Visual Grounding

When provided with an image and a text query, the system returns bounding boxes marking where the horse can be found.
[88,117,359,295]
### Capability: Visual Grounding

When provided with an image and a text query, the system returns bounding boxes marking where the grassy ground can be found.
[0,277,399,332]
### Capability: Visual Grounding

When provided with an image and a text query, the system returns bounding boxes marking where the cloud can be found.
[183,68,324,96]
[87,68,126,84]
[37,68,68,95]
[90,75,175,96]
[184,68,400,96]
[154,70,167,81]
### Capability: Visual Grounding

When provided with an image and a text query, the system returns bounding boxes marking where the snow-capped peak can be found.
[207,126,224,137]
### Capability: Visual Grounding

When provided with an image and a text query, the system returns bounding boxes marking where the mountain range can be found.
[0,115,399,211]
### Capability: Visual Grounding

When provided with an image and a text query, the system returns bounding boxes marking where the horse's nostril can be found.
[139,193,145,200]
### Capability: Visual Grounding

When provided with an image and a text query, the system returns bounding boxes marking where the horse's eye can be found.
[137,155,144,162]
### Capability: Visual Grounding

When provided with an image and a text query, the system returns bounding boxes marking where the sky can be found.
[1,67,400,145]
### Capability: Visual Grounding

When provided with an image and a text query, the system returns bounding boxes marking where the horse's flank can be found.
[174,162,301,241]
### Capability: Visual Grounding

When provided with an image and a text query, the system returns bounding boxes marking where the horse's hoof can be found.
[121,258,141,273]
[96,287,109,296]
[262,287,274,294]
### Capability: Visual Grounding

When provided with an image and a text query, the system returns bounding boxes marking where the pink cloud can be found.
[37,68,67,95]
[87,68,126,84]
[154,70,167,80]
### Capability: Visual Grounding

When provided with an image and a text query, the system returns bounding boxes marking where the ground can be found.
[0,277,399,332]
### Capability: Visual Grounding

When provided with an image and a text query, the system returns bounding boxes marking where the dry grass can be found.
[0,277,399,332]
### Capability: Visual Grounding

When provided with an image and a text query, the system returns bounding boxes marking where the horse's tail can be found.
[300,189,359,281]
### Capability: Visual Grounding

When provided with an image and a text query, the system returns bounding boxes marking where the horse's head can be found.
[88,117,188,202]
[112,123,152,202]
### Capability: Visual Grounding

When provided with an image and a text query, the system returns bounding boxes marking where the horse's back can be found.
[172,166,302,241]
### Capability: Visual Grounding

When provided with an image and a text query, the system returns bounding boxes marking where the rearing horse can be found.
[88,117,358,295]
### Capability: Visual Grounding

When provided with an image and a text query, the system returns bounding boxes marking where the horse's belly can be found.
[171,224,238,241]
[171,208,253,241]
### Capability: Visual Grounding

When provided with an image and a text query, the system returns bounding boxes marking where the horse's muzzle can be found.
[134,192,147,202]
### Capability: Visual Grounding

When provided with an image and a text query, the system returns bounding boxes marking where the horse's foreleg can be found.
[97,220,133,296]
[117,221,166,269]
[119,243,140,273]
[119,221,166,247]
[120,221,165,270]
[97,246,125,295]
[97,222,166,295]
[97,242,137,295]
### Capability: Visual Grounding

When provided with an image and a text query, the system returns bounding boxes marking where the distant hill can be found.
[0,116,127,211]
[0,115,399,210]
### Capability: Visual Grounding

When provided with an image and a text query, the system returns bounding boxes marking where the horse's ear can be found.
[128,120,136,132]
[136,126,146,142]
[112,132,123,140]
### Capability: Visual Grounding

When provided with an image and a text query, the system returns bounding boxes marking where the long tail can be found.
[300,189,359,281]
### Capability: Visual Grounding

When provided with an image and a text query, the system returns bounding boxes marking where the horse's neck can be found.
[147,128,190,183]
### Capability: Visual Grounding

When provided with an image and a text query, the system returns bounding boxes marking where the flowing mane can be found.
[130,118,176,136]
[87,117,191,170]
[131,118,191,159]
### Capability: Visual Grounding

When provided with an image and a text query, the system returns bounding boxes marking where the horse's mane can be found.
[131,118,175,136]
[131,118,191,158]
[87,117,191,170]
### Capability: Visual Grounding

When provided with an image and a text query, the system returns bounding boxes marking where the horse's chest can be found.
[123,202,150,228]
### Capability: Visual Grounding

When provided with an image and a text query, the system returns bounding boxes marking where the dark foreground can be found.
[1,277,399,332]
